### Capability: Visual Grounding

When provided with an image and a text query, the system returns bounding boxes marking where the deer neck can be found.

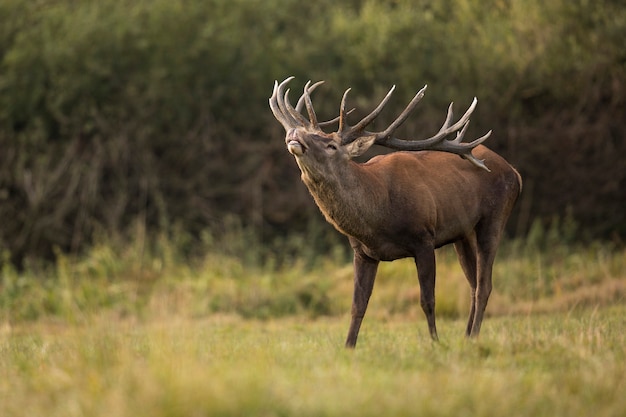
[300,161,377,239]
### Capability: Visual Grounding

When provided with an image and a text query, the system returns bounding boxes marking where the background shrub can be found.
[0,0,624,265]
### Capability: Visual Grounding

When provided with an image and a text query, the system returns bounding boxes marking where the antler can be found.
[269,77,354,131]
[370,96,491,171]
[339,85,491,171]
[269,77,305,131]
[269,77,491,171]
[336,85,427,145]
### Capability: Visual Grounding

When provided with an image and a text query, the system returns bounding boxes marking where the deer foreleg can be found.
[345,252,379,348]
[415,247,439,341]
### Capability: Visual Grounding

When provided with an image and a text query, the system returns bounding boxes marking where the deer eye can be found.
[327,143,337,150]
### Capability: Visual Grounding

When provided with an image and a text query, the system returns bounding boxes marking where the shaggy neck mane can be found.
[301,162,377,240]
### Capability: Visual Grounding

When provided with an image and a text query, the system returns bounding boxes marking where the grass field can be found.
[1,239,625,416]
[1,308,625,417]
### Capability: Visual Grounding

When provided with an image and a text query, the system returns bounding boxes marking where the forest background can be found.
[0,0,624,267]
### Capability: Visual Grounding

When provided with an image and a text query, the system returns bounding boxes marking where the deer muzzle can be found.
[286,129,306,156]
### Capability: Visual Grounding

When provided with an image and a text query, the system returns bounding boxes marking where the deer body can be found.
[271,78,521,347]
[302,146,519,259]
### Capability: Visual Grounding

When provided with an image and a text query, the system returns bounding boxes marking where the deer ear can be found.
[345,135,376,158]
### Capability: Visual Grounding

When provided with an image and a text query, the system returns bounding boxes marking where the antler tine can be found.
[269,77,305,131]
[302,80,319,128]
[321,107,355,128]
[429,97,478,144]
[283,88,310,126]
[295,81,324,113]
[277,81,303,127]
[342,85,396,143]
[435,102,455,137]
[269,80,290,130]
[372,85,427,141]
[441,129,492,171]
[338,88,351,134]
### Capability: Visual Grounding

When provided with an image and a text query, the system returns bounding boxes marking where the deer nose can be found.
[286,128,298,143]
[285,129,305,156]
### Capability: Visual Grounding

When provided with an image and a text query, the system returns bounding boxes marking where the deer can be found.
[269,77,522,348]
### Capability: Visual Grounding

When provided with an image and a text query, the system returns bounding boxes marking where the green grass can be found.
[1,307,625,417]
[2,239,625,325]
[1,238,625,416]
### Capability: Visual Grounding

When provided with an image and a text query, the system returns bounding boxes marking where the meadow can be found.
[1,234,625,416]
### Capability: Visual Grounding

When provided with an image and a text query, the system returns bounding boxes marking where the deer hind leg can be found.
[453,235,479,337]
[345,252,379,348]
[414,245,439,341]
[467,221,507,338]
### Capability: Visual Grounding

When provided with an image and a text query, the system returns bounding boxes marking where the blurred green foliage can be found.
[1,226,624,324]
[0,0,624,264]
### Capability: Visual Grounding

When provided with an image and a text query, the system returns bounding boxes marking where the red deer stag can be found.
[269,77,522,348]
